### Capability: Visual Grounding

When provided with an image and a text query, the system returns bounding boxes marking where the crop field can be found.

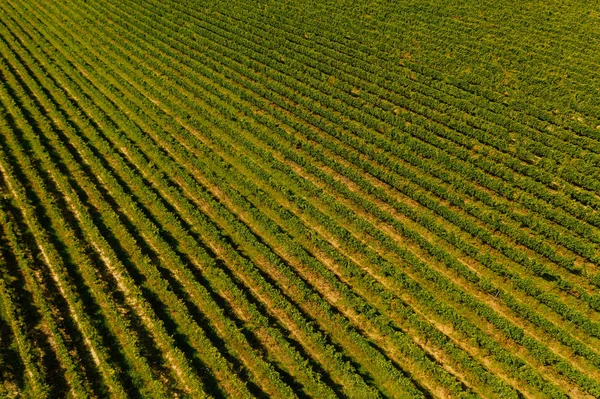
[1,0,600,397]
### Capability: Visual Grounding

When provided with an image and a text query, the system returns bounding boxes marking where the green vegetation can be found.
[1,0,600,397]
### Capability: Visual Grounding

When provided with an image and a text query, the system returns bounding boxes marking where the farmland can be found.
[1,0,600,397]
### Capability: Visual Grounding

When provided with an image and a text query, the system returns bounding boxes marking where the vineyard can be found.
[0,0,599,397]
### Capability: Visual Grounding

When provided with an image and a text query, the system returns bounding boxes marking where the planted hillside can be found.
[1,0,600,398]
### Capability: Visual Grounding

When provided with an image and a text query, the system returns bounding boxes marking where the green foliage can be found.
[1,0,599,397]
